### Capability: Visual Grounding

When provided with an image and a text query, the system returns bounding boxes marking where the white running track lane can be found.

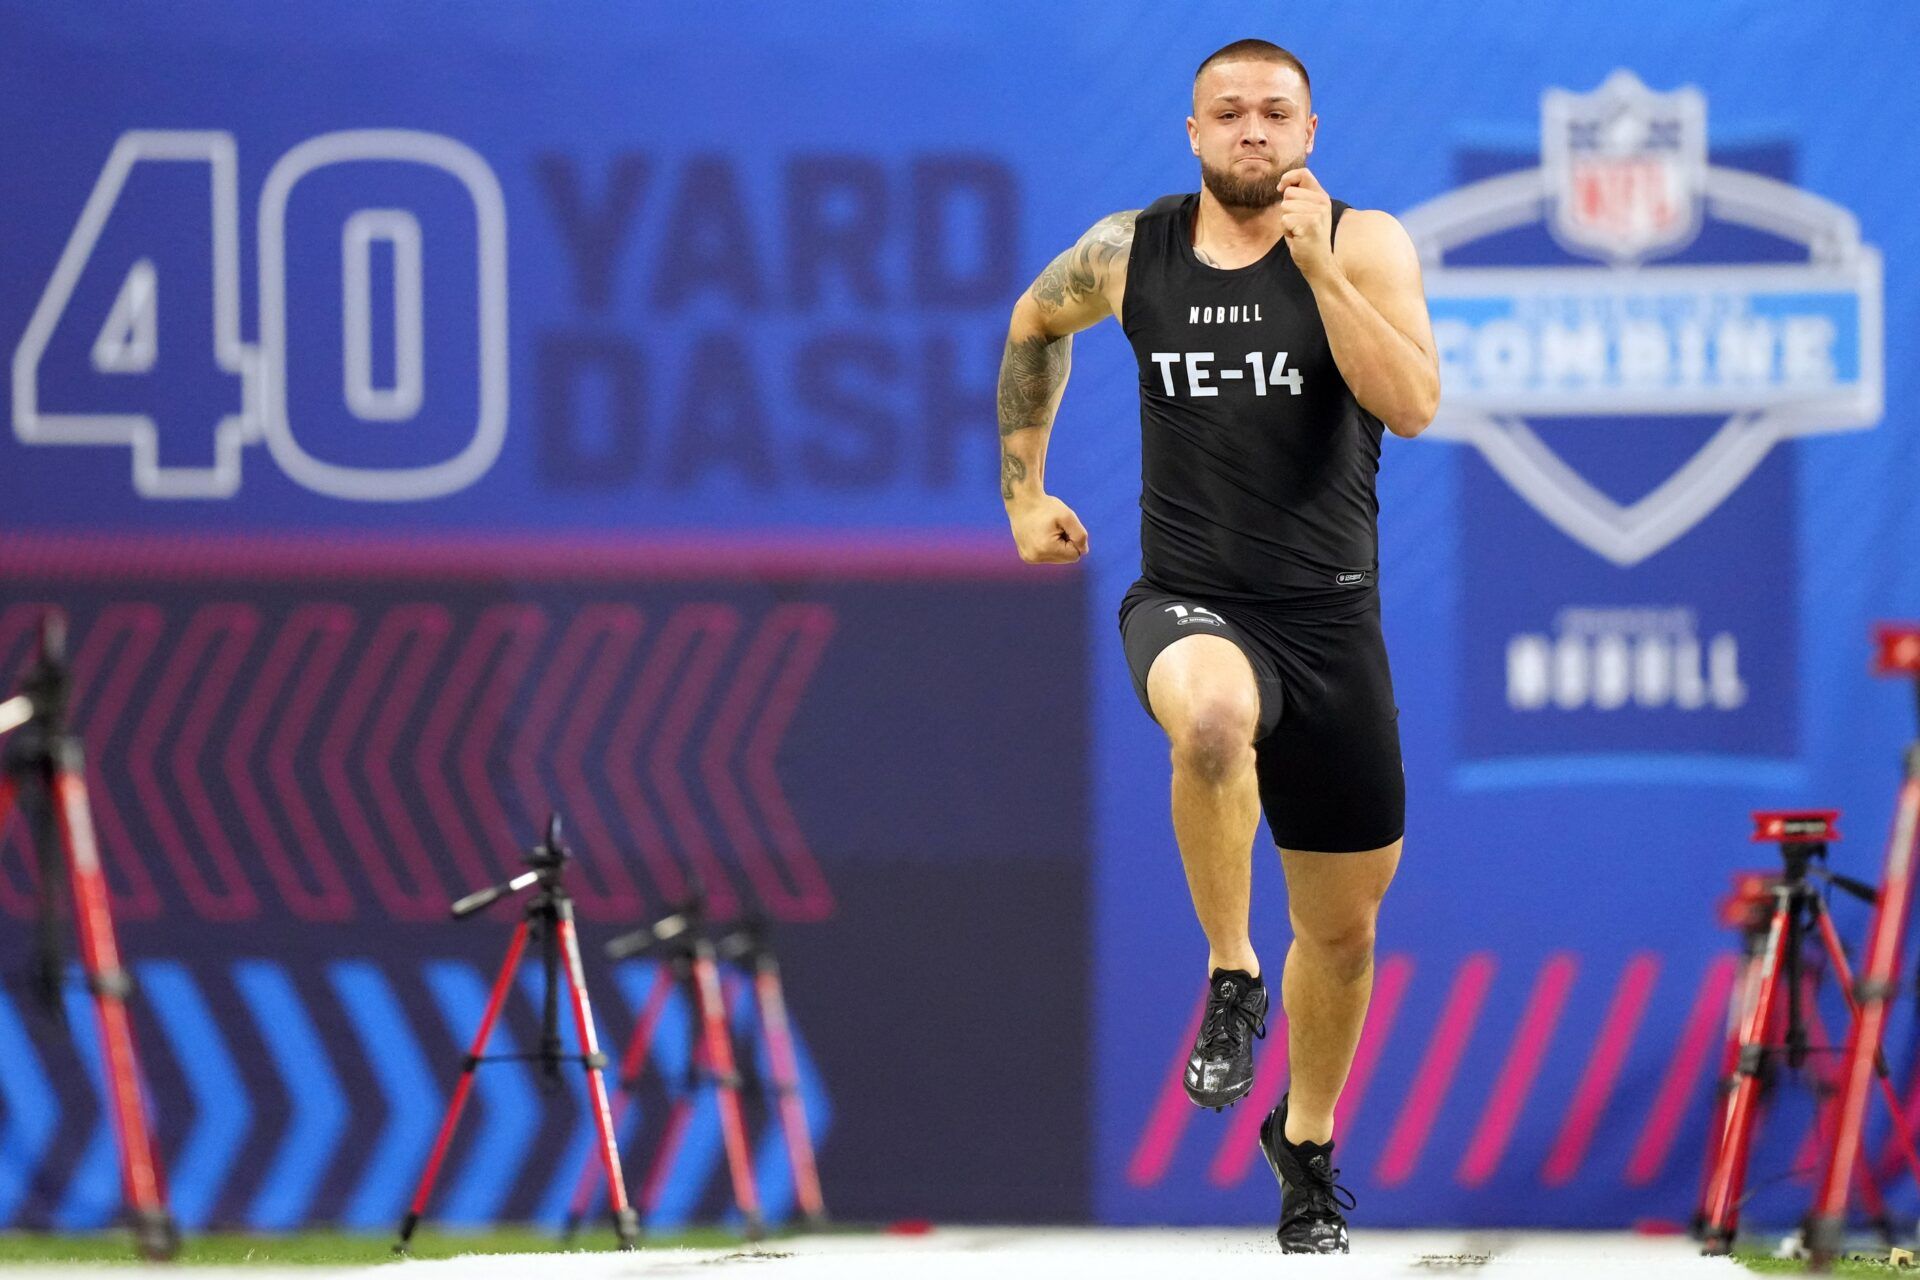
[2,1230,1759,1279]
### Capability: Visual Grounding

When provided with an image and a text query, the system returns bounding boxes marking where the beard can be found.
[1199,153,1301,210]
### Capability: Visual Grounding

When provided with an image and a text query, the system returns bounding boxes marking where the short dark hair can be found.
[1193,39,1311,103]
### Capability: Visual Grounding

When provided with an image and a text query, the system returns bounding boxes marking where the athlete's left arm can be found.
[1279,170,1440,438]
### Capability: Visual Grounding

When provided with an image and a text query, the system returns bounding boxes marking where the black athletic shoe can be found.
[1183,967,1267,1109]
[1260,1094,1356,1254]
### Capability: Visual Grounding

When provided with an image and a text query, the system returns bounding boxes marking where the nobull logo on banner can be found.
[1401,71,1884,774]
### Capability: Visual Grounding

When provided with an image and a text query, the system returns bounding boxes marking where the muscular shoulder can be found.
[1332,208,1420,282]
[1084,207,1141,255]
[1032,209,1140,317]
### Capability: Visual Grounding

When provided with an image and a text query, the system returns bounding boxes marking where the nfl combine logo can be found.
[1401,71,1883,777]
[1542,70,1706,265]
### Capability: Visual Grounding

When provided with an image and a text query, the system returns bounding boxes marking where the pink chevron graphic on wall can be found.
[0,593,840,926]
[0,603,168,921]
[700,604,837,922]
[1377,952,1498,1187]
[321,604,454,920]
[1124,989,1209,1189]
[1333,954,1415,1141]
[506,604,650,919]
[1121,952,1753,1194]
[231,604,359,922]
[1626,952,1738,1186]
[449,605,551,885]
[66,604,167,921]
[129,603,264,921]
[0,602,62,917]
[1540,953,1661,1186]
[1458,953,1579,1188]
[643,605,747,920]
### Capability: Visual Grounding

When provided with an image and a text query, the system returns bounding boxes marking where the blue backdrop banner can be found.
[3,0,1919,1233]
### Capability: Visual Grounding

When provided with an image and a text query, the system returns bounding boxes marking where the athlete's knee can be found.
[1146,635,1260,784]
[1290,910,1379,982]
[1165,698,1257,784]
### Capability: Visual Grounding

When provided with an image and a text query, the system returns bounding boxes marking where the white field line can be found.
[0,1229,1759,1280]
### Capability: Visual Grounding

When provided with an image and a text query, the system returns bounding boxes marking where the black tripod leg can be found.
[540,913,564,1092]
[16,769,68,1023]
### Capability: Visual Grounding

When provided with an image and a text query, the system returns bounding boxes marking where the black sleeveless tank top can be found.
[1120,191,1385,604]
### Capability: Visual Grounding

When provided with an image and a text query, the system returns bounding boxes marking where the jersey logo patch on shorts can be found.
[1163,604,1225,627]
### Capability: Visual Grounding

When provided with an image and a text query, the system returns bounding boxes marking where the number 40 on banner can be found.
[12,130,508,500]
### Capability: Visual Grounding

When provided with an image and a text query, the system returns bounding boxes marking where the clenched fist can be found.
[1007,494,1090,564]
[1277,167,1335,283]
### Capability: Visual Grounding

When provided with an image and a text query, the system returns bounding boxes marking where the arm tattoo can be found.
[1030,209,1138,318]
[998,333,1068,499]
[1000,452,1028,502]
[998,334,1069,437]
[998,210,1137,502]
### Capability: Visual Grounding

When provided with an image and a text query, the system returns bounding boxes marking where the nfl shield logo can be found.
[1542,69,1706,264]
[1402,68,1880,567]
[1399,67,1883,775]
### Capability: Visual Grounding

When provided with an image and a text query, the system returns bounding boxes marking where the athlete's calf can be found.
[1277,842,1401,1144]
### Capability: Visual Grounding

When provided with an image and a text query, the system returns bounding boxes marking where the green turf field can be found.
[0,1231,1909,1273]
[0,1226,780,1265]
[1736,1251,1918,1276]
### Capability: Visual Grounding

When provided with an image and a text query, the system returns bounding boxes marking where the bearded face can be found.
[1199,151,1304,210]
[1188,57,1315,210]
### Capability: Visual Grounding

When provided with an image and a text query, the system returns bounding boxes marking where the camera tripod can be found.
[0,611,176,1260]
[396,813,638,1253]
[716,913,827,1228]
[1806,626,1920,1268]
[561,890,763,1240]
[1697,811,1920,1254]
[562,903,826,1239]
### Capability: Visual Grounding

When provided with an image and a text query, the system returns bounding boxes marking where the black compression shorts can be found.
[1118,579,1405,853]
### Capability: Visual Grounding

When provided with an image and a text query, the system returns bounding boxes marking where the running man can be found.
[997,38,1437,1253]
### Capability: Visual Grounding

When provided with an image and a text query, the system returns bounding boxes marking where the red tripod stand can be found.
[1806,626,1920,1268]
[0,612,176,1260]
[562,907,825,1240]
[563,894,763,1240]
[396,814,638,1253]
[717,914,828,1229]
[1693,871,1769,1240]
[1697,811,1920,1254]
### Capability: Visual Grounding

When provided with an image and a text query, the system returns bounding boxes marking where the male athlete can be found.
[997,40,1437,1253]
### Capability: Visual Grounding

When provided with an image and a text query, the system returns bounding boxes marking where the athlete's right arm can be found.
[999,210,1138,564]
